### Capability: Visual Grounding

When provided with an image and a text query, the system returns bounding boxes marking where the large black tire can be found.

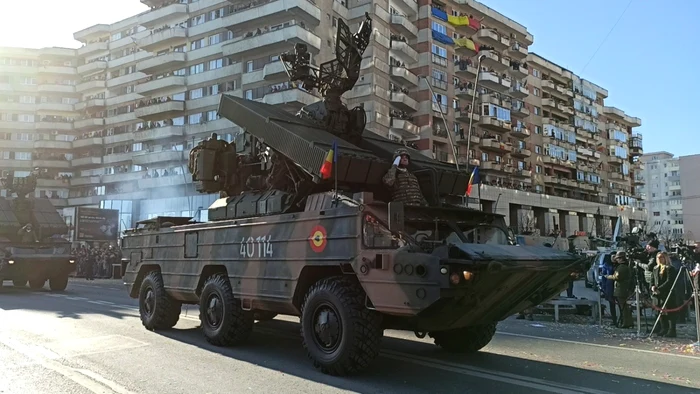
[49,275,68,291]
[138,271,181,330]
[254,311,278,321]
[199,274,253,346]
[28,278,45,290]
[300,276,383,376]
[430,323,497,354]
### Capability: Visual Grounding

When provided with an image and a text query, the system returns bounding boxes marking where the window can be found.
[431,22,447,35]
[431,44,447,58]
[536,165,542,173]
[533,87,539,97]
[534,106,540,115]
[532,69,540,78]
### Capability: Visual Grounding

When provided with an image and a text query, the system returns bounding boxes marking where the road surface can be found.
[0,279,698,394]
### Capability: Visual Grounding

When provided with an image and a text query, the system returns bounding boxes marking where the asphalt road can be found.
[0,279,698,394]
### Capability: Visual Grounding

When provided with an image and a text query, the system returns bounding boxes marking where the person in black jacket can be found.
[651,251,679,337]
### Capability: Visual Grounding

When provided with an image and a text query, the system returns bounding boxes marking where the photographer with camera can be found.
[650,251,679,337]
[604,251,634,328]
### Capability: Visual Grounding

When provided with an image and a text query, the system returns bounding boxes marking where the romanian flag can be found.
[465,166,479,196]
[319,140,337,180]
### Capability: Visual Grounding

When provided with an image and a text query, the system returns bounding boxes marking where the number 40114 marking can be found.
[239,235,273,259]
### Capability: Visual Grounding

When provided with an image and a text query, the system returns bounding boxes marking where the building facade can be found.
[678,154,700,242]
[639,151,684,241]
[0,0,646,240]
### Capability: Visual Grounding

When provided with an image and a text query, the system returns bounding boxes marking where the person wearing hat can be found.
[604,251,634,328]
[382,148,428,206]
[637,239,661,292]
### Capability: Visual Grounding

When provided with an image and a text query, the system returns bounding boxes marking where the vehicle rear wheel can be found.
[300,276,382,376]
[49,275,68,291]
[28,278,45,290]
[12,278,27,287]
[199,274,253,346]
[254,311,277,321]
[430,323,497,354]
[138,271,181,330]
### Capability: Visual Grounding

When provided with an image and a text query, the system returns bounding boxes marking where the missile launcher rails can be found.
[121,13,587,376]
[0,169,75,291]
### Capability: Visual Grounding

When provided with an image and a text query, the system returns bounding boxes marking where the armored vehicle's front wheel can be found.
[199,274,253,346]
[430,323,497,354]
[49,275,68,291]
[138,271,182,330]
[300,276,382,376]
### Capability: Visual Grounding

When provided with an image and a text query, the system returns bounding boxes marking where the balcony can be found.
[603,106,625,120]
[35,140,71,150]
[448,14,479,35]
[511,146,531,158]
[72,137,103,149]
[510,103,530,118]
[36,121,73,131]
[137,28,188,52]
[479,117,511,133]
[511,126,530,139]
[608,156,623,165]
[390,67,418,87]
[77,41,108,57]
[37,83,75,94]
[76,79,106,94]
[480,138,511,153]
[136,52,186,74]
[263,61,286,80]
[133,125,184,143]
[517,169,532,178]
[132,150,183,165]
[455,61,477,80]
[77,61,107,76]
[509,64,528,79]
[103,152,134,165]
[477,72,501,91]
[138,174,192,189]
[390,14,418,38]
[262,88,318,108]
[454,38,478,57]
[455,108,479,123]
[630,133,643,156]
[74,99,106,112]
[135,100,185,121]
[1,140,32,150]
[74,118,105,131]
[33,159,70,169]
[36,103,74,112]
[222,0,321,33]
[222,25,321,61]
[138,2,188,28]
[499,77,512,91]
[481,162,505,172]
[609,172,625,181]
[136,75,186,96]
[389,92,417,112]
[37,179,68,188]
[509,83,528,99]
[389,118,419,139]
[105,112,137,126]
[71,156,102,167]
[478,51,506,72]
[508,43,528,60]
[455,86,476,100]
[104,132,135,145]
[390,40,419,64]
[476,29,507,50]
[101,171,144,185]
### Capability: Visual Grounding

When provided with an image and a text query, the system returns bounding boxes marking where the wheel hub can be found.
[144,288,155,316]
[205,294,223,328]
[312,303,342,353]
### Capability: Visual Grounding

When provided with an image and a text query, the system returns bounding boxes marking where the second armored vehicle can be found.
[0,170,75,291]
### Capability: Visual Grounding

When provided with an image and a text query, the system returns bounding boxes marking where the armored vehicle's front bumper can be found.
[0,257,76,280]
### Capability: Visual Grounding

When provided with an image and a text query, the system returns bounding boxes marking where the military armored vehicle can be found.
[121,14,585,376]
[0,169,75,291]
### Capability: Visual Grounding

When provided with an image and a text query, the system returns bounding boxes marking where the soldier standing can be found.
[605,251,634,328]
[18,224,38,243]
[382,148,428,206]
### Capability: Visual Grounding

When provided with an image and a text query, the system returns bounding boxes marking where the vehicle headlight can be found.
[69,259,75,264]
[8,260,14,265]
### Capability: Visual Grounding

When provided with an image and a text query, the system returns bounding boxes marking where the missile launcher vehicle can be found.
[121,14,587,376]
[0,169,75,291]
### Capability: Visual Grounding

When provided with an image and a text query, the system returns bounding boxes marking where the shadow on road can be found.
[0,285,133,321]
[154,318,697,394]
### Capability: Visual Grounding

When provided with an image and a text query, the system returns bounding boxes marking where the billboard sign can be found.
[75,207,120,241]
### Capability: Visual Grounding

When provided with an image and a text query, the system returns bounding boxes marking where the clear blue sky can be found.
[485,0,699,157]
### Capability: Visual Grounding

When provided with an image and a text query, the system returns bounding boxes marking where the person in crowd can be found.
[651,251,679,337]
[604,251,633,328]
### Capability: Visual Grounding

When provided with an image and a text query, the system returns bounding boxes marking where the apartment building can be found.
[639,151,684,241]
[0,0,646,239]
[679,154,700,242]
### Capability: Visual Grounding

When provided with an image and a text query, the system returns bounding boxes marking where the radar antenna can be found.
[280,12,373,144]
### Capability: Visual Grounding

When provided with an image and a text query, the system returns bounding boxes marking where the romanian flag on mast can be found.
[465,166,479,196]
[319,140,337,180]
